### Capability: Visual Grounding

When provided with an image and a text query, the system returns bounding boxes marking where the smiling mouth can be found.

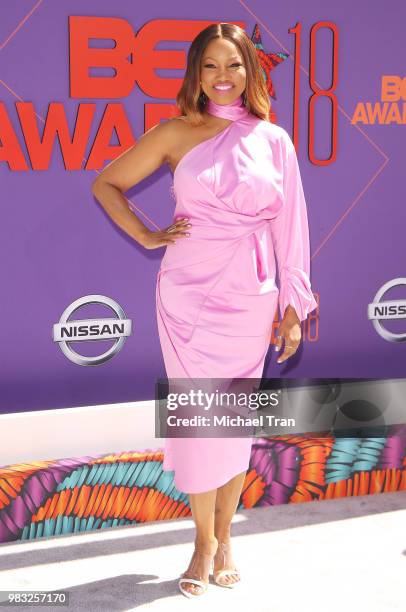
[213,84,234,91]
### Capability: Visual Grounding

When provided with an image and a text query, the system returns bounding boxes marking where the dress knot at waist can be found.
[158,219,273,277]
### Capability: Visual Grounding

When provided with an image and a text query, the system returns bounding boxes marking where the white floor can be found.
[0,491,405,611]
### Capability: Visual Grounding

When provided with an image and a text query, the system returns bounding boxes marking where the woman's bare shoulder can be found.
[166,115,193,133]
[144,115,191,148]
[136,116,191,157]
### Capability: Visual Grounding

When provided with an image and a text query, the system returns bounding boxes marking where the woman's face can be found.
[200,38,247,104]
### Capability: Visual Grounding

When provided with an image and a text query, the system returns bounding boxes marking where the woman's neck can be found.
[205,94,249,122]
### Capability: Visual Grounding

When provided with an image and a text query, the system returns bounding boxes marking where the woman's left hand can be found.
[275,305,302,364]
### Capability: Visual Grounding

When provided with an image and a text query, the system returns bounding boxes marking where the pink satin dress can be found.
[156,95,317,494]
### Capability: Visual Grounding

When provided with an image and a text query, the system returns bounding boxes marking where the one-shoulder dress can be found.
[156,97,318,494]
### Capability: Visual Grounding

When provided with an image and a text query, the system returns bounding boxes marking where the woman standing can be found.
[92,22,317,599]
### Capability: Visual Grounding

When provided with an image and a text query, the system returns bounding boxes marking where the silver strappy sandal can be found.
[213,541,241,588]
[178,548,215,598]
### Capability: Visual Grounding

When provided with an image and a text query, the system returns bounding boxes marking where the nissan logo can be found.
[53,295,132,365]
[367,278,406,342]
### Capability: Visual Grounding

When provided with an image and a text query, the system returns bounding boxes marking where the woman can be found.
[92,22,317,598]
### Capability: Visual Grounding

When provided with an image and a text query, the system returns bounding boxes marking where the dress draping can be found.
[156,96,317,494]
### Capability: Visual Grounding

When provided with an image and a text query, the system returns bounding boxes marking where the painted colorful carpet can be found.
[1,427,405,544]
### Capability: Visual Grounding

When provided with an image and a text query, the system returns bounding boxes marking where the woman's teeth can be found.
[214,84,233,90]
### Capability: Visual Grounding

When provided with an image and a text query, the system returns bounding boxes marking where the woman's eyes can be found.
[204,63,242,68]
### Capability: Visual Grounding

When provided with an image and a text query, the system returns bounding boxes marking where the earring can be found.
[199,79,207,105]
[242,90,247,106]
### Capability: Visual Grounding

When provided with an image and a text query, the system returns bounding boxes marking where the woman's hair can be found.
[176,23,271,125]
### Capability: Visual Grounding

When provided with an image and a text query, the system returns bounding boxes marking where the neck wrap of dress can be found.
[206,95,249,121]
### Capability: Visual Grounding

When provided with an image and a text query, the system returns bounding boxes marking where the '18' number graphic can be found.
[289,21,339,165]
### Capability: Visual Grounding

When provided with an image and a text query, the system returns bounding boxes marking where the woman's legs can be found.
[180,471,246,594]
[180,488,218,595]
[213,470,246,585]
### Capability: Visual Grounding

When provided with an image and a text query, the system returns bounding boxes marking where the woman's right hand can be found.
[139,218,191,250]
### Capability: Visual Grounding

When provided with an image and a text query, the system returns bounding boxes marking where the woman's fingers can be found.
[166,219,191,232]
[276,342,299,364]
[275,335,284,352]
[275,332,300,363]
[164,219,191,243]
[162,229,189,245]
[143,222,191,248]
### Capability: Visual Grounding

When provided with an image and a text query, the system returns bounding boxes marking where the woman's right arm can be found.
[91,119,190,250]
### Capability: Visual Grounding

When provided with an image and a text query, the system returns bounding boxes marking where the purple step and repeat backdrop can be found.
[1,1,405,413]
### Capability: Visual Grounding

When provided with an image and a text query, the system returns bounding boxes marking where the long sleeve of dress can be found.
[269,130,318,321]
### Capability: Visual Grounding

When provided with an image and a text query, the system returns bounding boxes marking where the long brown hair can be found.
[176,23,271,125]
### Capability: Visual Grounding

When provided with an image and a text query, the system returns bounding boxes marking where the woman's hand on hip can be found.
[139,218,191,250]
[275,305,301,364]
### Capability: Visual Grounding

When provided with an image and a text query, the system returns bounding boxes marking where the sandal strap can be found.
[180,548,215,582]
[215,542,240,573]
[179,578,208,588]
[214,569,240,579]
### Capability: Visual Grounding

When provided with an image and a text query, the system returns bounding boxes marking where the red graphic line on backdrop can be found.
[0,75,159,229]
[238,0,390,259]
[0,6,391,236]
[0,4,160,230]
[311,158,389,258]
[335,105,389,161]
[0,0,43,52]
[0,77,44,123]
[0,67,161,229]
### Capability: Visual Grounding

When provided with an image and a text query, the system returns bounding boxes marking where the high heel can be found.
[178,548,216,598]
[213,541,241,588]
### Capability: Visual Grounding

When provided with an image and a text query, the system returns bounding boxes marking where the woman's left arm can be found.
[269,130,318,363]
